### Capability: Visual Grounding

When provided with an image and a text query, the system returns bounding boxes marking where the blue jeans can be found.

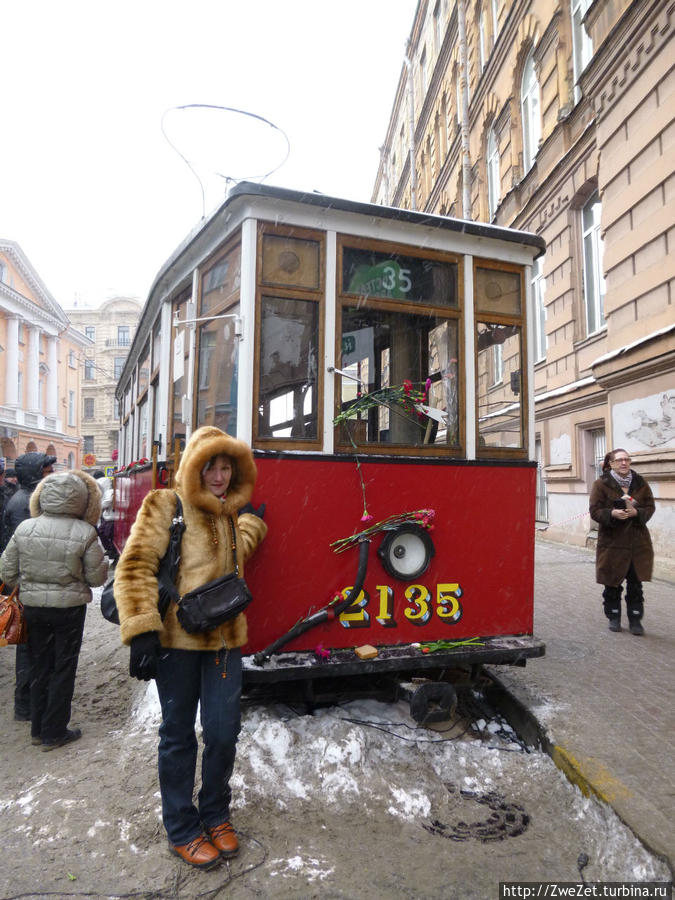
[154,647,241,846]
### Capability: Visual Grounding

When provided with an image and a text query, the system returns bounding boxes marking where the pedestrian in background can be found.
[0,452,56,720]
[589,448,655,635]
[0,470,107,749]
[114,426,267,870]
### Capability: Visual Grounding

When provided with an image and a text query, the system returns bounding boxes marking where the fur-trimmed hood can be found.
[30,470,102,527]
[174,426,256,517]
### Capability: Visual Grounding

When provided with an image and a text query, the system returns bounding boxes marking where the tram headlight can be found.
[377,525,435,581]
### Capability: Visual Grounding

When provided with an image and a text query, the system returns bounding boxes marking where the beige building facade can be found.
[0,240,90,470]
[67,297,142,471]
[373,0,674,562]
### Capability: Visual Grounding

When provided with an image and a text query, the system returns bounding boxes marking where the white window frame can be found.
[491,0,499,43]
[479,9,487,71]
[68,390,76,427]
[582,193,606,335]
[490,342,504,386]
[532,255,547,362]
[571,0,593,102]
[521,53,541,174]
[487,126,500,219]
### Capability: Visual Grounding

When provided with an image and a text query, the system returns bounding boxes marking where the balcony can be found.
[105,338,131,349]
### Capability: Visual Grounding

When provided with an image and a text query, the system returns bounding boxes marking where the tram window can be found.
[201,242,241,315]
[195,309,239,436]
[138,341,150,397]
[341,246,458,308]
[169,290,191,454]
[257,296,319,440]
[476,322,523,449]
[475,266,521,315]
[261,234,320,290]
[337,306,460,449]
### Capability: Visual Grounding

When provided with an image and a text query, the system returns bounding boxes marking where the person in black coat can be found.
[0,452,56,720]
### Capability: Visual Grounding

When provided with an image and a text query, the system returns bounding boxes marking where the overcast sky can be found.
[1,0,417,309]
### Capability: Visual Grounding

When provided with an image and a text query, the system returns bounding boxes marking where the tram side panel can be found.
[243,456,536,654]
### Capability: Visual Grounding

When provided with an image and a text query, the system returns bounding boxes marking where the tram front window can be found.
[338,306,460,448]
[258,296,319,439]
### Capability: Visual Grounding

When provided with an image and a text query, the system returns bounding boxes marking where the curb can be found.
[484,668,675,881]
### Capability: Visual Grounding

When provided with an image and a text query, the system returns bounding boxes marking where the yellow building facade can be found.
[373,0,674,561]
[0,240,90,470]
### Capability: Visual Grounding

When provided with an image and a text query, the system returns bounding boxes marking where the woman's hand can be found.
[611,507,637,520]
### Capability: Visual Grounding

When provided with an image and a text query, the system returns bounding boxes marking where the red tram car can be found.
[112,182,545,718]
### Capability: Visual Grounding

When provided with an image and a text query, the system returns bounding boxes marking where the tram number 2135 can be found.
[337,583,463,629]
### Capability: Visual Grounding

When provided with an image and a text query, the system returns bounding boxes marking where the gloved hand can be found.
[129,632,160,681]
[238,502,266,519]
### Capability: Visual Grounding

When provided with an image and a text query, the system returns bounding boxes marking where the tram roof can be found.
[118,181,545,396]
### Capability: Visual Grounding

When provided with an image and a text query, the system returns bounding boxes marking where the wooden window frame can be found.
[474,257,529,460]
[252,221,325,452]
[335,234,465,458]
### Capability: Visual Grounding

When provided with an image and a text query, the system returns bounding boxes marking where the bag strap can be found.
[165,493,186,581]
[227,516,240,577]
[0,583,19,603]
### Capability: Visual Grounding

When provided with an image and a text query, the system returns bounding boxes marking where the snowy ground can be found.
[1,589,670,899]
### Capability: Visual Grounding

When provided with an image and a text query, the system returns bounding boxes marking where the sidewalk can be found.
[489,537,675,876]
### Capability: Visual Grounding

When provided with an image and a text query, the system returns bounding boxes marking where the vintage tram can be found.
[112,181,545,719]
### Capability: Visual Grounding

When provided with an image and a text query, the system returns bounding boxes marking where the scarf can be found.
[610,469,632,491]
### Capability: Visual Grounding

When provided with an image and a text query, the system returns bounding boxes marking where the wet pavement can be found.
[489,537,675,878]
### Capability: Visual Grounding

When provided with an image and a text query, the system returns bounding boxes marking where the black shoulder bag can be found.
[176,516,253,634]
[101,495,185,625]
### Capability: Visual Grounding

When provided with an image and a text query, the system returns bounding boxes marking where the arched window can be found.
[521,52,541,174]
[487,126,500,219]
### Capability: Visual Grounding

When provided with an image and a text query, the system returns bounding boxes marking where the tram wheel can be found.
[409,681,457,725]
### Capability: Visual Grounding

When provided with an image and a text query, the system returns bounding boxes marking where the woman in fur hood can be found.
[113,426,267,870]
[0,470,108,750]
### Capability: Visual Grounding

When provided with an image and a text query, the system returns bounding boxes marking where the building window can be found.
[83,397,95,420]
[68,349,76,367]
[532,255,547,362]
[491,0,499,43]
[68,391,76,427]
[433,0,442,54]
[490,342,504,385]
[487,126,500,219]
[521,52,541,174]
[582,193,606,335]
[118,325,130,346]
[83,435,95,454]
[588,427,606,488]
[479,9,487,71]
[114,357,126,379]
[420,47,427,97]
[85,325,95,340]
[84,358,95,380]
[571,0,593,102]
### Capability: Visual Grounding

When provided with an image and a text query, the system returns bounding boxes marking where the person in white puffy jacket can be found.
[0,470,108,751]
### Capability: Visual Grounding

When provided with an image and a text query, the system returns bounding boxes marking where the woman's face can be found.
[203,455,233,498]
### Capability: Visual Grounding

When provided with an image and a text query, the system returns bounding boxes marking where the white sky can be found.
[1,0,417,309]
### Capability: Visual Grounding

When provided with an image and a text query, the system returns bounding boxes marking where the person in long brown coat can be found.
[589,448,655,635]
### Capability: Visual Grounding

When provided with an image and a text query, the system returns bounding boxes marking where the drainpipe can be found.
[404,43,417,211]
[457,0,472,219]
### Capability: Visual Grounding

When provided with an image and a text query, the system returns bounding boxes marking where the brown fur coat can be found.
[114,426,267,649]
[589,470,654,586]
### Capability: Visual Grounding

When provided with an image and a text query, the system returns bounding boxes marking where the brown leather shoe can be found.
[169,834,221,869]
[206,821,239,858]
